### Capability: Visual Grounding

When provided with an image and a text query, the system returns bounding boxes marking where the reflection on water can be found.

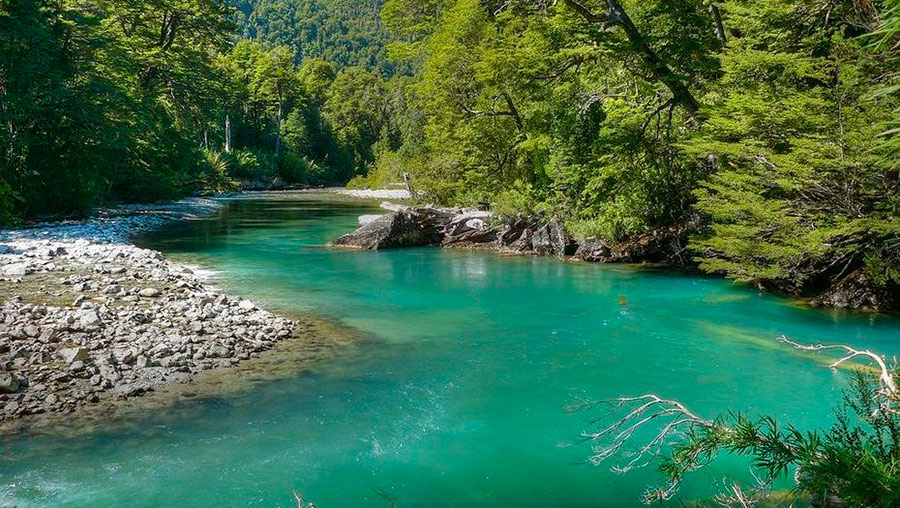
[2,192,900,508]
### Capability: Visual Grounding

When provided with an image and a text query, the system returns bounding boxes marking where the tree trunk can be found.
[275,88,283,155]
[225,114,232,154]
[709,3,727,44]
[562,0,702,118]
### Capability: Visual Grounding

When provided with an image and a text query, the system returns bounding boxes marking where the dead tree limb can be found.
[778,335,899,400]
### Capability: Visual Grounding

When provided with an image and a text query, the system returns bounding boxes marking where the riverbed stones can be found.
[0,197,297,424]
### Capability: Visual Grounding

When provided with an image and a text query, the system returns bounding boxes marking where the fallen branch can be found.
[777,335,898,398]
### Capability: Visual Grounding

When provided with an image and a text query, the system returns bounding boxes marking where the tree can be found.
[578,336,900,506]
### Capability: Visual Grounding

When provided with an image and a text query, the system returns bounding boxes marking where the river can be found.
[2,192,899,507]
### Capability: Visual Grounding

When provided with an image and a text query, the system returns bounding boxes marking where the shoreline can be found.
[0,197,308,433]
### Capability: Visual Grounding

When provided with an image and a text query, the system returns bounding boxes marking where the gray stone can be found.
[332,209,453,250]
[2,263,28,277]
[78,309,102,329]
[58,347,90,365]
[139,287,161,298]
[0,372,20,393]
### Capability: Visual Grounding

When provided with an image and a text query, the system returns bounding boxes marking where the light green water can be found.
[2,192,899,507]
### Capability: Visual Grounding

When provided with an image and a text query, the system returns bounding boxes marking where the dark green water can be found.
[3,192,899,507]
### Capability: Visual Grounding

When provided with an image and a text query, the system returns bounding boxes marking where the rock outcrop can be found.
[332,208,453,250]
[334,207,695,264]
[574,216,700,265]
[810,269,899,312]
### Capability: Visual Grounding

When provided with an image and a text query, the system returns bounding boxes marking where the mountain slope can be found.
[232,0,394,75]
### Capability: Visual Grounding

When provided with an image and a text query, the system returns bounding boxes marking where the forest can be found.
[0,0,395,222]
[3,0,899,309]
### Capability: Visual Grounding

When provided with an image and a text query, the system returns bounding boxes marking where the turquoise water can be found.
[3,192,900,507]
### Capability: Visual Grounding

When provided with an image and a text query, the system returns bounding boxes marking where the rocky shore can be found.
[332,203,696,265]
[333,202,898,311]
[0,199,295,425]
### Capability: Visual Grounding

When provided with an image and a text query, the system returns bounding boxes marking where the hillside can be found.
[231,0,394,75]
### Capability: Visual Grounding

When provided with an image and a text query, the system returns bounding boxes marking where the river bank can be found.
[331,200,897,312]
[0,198,299,431]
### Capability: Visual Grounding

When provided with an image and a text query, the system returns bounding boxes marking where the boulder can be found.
[531,220,577,257]
[332,209,453,250]
[574,215,699,265]
[2,263,28,277]
[442,212,501,248]
[811,270,899,312]
[358,215,385,226]
[0,372,19,394]
[573,239,612,262]
[78,309,102,329]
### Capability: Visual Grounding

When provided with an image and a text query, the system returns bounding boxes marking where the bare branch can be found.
[578,394,713,479]
[777,335,898,397]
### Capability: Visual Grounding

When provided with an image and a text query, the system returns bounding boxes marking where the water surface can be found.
[2,192,899,507]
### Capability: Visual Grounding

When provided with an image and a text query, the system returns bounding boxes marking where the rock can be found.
[358,214,385,226]
[2,263,28,277]
[573,239,612,263]
[0,372,20,393]
[98,363,121,382]
[442,212,501,248]
[811,269,899,312]
[78,309,102,329]
[139,287,161,298]
[332,209,453,250]
[531,220,576,257]
[58,347,90,365]
[574,215,699,265]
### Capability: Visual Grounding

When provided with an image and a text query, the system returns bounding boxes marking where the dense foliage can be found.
[231,0,395,75]
[366,0,900,303]
[0,0,395,223]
